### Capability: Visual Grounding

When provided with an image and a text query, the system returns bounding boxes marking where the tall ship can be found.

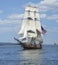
[14,5,46,49]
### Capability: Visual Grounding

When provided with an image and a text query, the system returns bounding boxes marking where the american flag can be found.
[41,26,47,35]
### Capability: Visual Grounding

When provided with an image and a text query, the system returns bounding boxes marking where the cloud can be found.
[56,20,58,23]
[0,13,25,33]
[48,27,58,33]
[0,19,20,24]
[0,27,11,33]
[47,14,58,20]
[7,14,24,20]
[0,19,21,33]
[0,14,23,33]
[39,0,57,5]
[0,10,3,14]
[0,13,24,25]
[40,14,47,19]
[0,0,57,26]
[24,2,38,8]
[38,0,58,22]
[26,0,58,21]
[39,0,58,12]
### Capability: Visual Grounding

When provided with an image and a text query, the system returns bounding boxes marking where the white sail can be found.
[25,5,35,18]
[35,21,42,33]
[33,7,42,33]
[18,5,42,43]
[18,6,37,36]
[27,20,37,38]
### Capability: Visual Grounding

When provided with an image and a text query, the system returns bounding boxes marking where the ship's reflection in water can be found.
[0,45,58,65]
[22,49,43,65]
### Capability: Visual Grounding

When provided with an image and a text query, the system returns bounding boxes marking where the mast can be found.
[33,6,43,43]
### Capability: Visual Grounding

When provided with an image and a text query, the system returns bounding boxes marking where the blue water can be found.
[0,44,58,65]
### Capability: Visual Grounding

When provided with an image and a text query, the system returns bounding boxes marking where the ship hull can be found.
[14,37,42,49]
[20,42,42,49]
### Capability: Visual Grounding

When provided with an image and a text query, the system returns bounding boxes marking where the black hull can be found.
[19,42,42,49]
[14,37,42,49]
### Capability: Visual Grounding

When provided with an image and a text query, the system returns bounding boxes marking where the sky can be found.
[0,0,58,44]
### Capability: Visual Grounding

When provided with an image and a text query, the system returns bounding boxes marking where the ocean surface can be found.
[0,44,58,65]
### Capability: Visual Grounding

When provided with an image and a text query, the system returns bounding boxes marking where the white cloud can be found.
[40,14,47,19]
[0,27,11,33]
[39,0,58,12]
[8,14,24,19]
[24,2,38,8]
[0,19,20,24]
[0,19,21,33]
[0,13,24,24]
[38,0,58,22]
[56,20,58,23]
[48,27,58,32]
[26,0,58,21]
[0,13,24,33]
[47,14,58,20]
[0,13,23,32]
[40,0,56,5]
[0,0,58,25]
[0,10,3,14]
